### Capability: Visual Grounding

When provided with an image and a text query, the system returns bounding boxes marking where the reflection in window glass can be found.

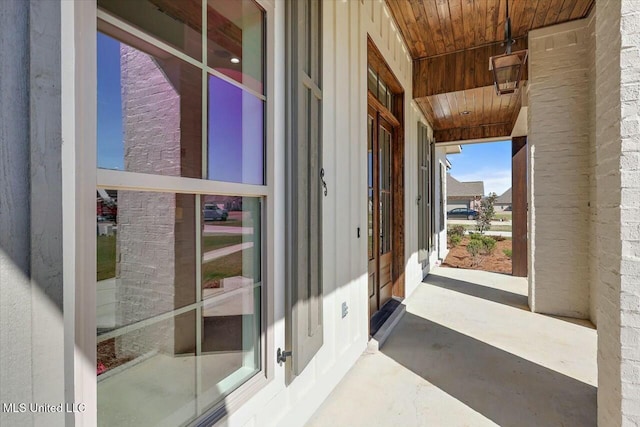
[367,115,374,261]
[379,128,392,255]
[207,0,265,94]
[201,196,261,371]
[96,189,261,426]
[98,0,202,60]
[208,75,264,185]
[97,32,202,178]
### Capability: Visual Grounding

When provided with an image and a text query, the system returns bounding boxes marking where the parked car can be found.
[447,208,479,220]
[203,204,228,221]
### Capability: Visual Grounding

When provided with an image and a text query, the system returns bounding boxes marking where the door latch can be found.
[277,348,292,365]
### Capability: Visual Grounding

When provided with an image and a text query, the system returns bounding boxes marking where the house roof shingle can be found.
[447,174,484,198]
[495,187,512,204]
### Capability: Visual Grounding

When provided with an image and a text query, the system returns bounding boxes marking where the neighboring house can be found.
[495,187,512,210]
[2,1,640,426]
[446,174,485,211]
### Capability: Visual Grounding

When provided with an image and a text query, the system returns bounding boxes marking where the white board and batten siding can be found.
[221,2,446,427]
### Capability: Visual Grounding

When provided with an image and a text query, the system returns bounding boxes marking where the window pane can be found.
[98,310,198,427]
[201,195,261,297]
[97,32,202,178]
[96,190,261,426]
[208,75,264,185]
[98,0,202,61]
[96,190,197,333]
[368,67,378,97]
[207,0,264,94]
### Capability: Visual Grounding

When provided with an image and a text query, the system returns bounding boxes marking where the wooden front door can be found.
[368,105,394,318]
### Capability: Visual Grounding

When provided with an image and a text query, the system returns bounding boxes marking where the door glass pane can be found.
[97,32,202,178]
[367,67,378,96]
[381,193,392,254]
[208,74,264,184]
[207,0,265,94]
[368,115,374,260]
[98,0,202,61]
[379,126,392,255]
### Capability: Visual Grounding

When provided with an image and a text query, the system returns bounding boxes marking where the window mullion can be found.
[97,169,269,197]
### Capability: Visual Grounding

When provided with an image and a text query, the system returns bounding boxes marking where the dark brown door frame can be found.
[367,37,405,319]
[512,136,528,277]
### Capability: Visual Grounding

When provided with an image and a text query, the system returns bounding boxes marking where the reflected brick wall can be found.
[116,45,197,358]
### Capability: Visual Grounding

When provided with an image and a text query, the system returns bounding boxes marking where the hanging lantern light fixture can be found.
[489,0,528,95]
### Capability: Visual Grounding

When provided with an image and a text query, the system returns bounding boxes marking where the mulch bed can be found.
[442,236,513,275]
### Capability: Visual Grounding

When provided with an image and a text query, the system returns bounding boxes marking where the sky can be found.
[97,33,124,171]
[447,141,512,197]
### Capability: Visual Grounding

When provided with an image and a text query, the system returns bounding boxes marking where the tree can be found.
[475,192,497,234]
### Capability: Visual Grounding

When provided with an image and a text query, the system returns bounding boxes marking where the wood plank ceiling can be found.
[386,0,595,142]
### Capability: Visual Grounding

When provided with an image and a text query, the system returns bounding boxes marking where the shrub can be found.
[467,239,484,266]
[467,239,482,256]
[448,225,466,239]
[480,236,496,255]
[449,234,462,247]
[503,248,512,258]
[469,233,483,240]
[493,235,506,242]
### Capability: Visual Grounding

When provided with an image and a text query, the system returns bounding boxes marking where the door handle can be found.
[320,168,328,197]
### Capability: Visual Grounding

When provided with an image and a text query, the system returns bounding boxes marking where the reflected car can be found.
[203,205,228,221]
[447,208,479,220]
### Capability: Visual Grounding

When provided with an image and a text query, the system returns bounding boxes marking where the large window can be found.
[96,1,267,425]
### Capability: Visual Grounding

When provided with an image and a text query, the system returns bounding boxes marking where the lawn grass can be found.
[97,235,116,281]
[494,213,512,221]
[459,224,513,232]
[202,234,244,253]
[202,248,254,288]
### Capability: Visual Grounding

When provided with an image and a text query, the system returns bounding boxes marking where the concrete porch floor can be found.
[307,267,597,427]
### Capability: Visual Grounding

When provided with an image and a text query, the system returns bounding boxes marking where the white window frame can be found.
[61,1,276,425]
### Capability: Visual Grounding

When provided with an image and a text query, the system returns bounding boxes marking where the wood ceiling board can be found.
[434,123,513,142]
[418,85,522,133]
[475,0,487,45]
[436,0,457,53]
[387,0,428,58]
[416,97,436,125]
[413,37,528,98]
[543,0,565,26]
[461,0,475,48]
[416,0,447,54]
[531,0,554,29]
[485,0,501,47]
[386,0,594,58]
[516,0,539,38]
[448,0,466,51]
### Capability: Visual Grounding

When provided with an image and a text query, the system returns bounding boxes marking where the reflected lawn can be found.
[202,248,253,289]
[97,235,116,281]
[202,234,244,252]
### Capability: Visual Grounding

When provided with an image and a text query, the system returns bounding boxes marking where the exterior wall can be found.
[527,18,592,318]
[596,0,640,424]
[223,2,442,427]
[1,1,445,427]
[587,11,598,326]
[0,1,67,426]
